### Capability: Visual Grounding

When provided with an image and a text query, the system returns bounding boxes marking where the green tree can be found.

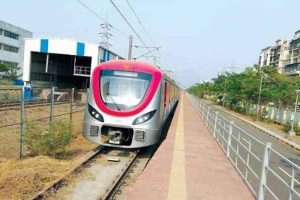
[0,62,20,80]
[188,65,300,112]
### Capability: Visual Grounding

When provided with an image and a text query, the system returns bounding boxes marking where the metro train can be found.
[82,60,180,148]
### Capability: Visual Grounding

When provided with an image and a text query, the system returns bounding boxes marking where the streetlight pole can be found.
[289,90,300,136]
[223,78,227,107]
[221,66,237,107]
[128,35,133,60]
[256,67,263,121]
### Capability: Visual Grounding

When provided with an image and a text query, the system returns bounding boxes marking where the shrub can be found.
[0,91,20,102]
[283,122,300,136]
[0,79,12,86]
[25,121,72,157]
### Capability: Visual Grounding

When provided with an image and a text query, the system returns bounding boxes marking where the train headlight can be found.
[88,104,104,122]
[133,110,156,125]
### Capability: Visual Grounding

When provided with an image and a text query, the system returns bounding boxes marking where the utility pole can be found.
[221,66,238,107]
[99,22,113,49]
[128,35,133,60]
[256,67,263,121]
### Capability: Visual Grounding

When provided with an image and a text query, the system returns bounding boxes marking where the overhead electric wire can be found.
[108,0,157,60]
[75,0,128,38]
[126,0,157,47]
[108,0,147,48]
[125,0,162,63]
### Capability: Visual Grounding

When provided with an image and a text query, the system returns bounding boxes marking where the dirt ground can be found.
[0,103,99,200]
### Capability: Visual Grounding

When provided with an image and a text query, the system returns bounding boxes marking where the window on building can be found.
[0,29,2,35]
[3,30,19,40]
[2,44,18,53]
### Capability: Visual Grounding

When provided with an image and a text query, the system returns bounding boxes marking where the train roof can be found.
[95,60,162,74]
[95,60,178,86]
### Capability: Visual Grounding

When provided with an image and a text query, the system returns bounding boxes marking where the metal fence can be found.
[0,86,87,159]
[188,94,300,200]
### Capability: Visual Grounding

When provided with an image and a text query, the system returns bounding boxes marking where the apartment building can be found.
[258,46,272,67]
[284,30,300,76]
[258,39,290,73]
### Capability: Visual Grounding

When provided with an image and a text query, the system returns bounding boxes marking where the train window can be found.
[100,70,152,111]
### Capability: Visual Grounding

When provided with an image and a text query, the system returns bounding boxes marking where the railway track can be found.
[0,100,84,111]
[32,146,146,200]
[28,105,175,200]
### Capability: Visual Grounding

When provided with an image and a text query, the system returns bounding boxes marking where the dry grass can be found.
[0,134,98,200]
[0,156,73,200]
[0,101,99,199]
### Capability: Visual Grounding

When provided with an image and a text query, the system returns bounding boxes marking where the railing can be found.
[74,66,91,76]
[188,94,300,200]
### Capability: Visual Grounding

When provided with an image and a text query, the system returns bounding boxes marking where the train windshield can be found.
[100,70,152,111]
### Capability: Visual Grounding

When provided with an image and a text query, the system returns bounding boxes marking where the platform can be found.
[127,94,254,200]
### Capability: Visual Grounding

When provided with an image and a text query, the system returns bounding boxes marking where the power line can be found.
[108,0,157,62]
[126,0,157,47]
[125,0,161,62]
[75,0,128,38]
[133,46,162,60]
[108,0,148,48]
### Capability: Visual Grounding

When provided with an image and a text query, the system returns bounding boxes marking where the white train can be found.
[82,60,179,148]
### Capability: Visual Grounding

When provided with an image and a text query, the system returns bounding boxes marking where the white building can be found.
[0,20,32,76]
[258,46,272,67]
[269,39,290,73]
[23,38,123,88]
[258,39,290,73]
[284,30,300,76]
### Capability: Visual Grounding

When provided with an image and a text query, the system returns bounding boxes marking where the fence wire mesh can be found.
[0,87,87,160]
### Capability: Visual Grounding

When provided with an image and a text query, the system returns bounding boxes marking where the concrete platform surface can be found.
[127,94,254,200]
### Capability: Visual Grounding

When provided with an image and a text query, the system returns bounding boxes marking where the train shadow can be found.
[159,102,179,142]
[141,101,179,159]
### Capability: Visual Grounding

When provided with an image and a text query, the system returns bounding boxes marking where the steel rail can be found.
[102,150,140,200]
[31,146,104,200]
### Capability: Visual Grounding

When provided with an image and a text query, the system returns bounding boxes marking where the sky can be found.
[1,0,300,87]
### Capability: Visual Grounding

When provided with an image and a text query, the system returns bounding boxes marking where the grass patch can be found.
[25,121,72,158]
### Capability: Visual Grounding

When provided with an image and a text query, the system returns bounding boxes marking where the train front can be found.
[82,60,163,148]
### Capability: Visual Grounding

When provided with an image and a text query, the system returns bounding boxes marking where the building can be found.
[258,39,290,73]
[284,30,300,76]
[270,39,290,73]
[0,20,32,77]
[258,46,272,67]
[23,38,124,89]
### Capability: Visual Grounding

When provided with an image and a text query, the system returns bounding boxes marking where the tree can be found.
[188,65,300,110]
[0,62,20,80]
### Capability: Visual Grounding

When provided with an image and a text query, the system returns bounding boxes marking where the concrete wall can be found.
[248,104,300,126]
